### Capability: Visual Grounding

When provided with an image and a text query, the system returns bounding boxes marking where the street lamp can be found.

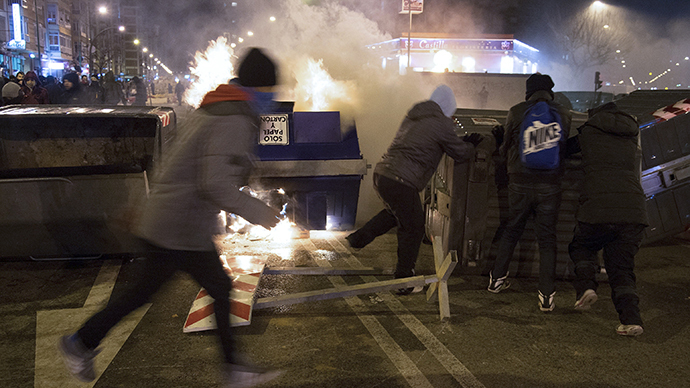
[88,25,125,77]
[98,6,107,14]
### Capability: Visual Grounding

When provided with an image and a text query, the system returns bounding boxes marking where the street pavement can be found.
[1,101,689,387]
[1,226,689,388]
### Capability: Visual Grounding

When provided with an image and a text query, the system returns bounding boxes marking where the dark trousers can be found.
[77,240,235,363]
[569,222,645,325]
[348,173,425,278]
[492,182,562,295]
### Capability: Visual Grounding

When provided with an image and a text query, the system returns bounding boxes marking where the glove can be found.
[491,125,504,147]
[463,133,483,147]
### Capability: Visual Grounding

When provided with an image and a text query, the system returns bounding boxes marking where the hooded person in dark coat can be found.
[44,75,63,103]
[567,101,648,336]
[346,85,482,295]
[57,72,87,104]
[101,71,125,105]
[20,71,50,104]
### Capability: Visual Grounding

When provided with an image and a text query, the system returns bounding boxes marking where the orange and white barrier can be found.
[183,254,266,332]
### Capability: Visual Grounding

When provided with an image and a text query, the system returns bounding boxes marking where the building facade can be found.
[0,0,148,79]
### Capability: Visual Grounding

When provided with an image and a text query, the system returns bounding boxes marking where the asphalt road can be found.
[1,229,689,388]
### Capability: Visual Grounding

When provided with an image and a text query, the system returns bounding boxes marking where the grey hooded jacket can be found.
[374,100,475,192]
[134,99,276,251]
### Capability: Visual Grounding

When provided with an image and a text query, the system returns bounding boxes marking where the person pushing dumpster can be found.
[346,84,482,295]
[58,47,285,388]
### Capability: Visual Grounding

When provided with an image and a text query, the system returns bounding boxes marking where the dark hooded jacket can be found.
[570,102,648,225]
[500,90,573,184]
[20,71,49,104]
[374,100,475,192]
[101,71,125,105]
[57,73,87,104]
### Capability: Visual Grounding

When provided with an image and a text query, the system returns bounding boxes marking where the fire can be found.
[293,57,356,111]
[185,36,236,108]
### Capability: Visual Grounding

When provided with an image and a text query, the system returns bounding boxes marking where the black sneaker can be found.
[394,269,423,295]
[58,333,100,382]
[487,272,510,293]
[538,290,555,312]
[345,233,367,249]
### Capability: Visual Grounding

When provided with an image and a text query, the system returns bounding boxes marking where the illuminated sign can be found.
[400,38,514,51]
[259,114,289,145]
[7,3,26,50]
[400,0,423,14]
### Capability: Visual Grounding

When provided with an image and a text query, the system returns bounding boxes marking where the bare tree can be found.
[550,5,632,75]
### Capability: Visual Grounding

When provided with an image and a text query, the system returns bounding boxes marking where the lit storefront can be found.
[367,33,540,75]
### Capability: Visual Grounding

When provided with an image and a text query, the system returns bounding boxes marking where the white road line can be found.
[326,235,486,388]
[300,239,434,388]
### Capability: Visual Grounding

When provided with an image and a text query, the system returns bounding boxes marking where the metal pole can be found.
[407,4,411,71]
[34,0,42,73]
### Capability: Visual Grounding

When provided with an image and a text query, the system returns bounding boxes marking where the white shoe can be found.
[574,289,598,311]
[616,324,644,337]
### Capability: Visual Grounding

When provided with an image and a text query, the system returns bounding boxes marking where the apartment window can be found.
[47,31,58,51]
[46,4,56,24]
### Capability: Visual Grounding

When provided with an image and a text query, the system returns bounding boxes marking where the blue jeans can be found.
[492,182,562,295]
[347,173,425,278]
[569,222,645,325]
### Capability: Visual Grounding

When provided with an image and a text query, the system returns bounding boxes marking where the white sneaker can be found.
[616,324,644,337]
[223,363,283,388]
[574,289,598,311]
[538,290,555,312]
[58,334,100,382]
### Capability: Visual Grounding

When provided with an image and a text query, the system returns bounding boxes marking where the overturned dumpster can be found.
[0,105,176,259]
[251,107,367,231]
[426,90,690,279]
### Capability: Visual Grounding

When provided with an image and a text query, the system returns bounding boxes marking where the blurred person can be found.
[86,75,103,104]
[80,74,89,87]
[131,76,147,106]
[58,47,284,387]
[2,81,24,106]
[567,102,648,336]
[14,71,24,85]
[486,73,572,312]
[168,82,173,94]
[20,71,49,104]
[56,72,87,104]
[101,71,125,105]
[149,81,156,96]
[175,79,185,106]
[43,75,63,104]
[345,85,482,295]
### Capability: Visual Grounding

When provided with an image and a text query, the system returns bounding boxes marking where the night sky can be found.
[142,0,689,76]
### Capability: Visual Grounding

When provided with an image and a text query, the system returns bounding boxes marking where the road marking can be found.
[35,260,151,387]
[327,235,486,388]
[299,239,434,388]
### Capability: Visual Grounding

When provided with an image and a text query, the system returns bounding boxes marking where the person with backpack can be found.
[487,73,572,312]
[567,102,648,336]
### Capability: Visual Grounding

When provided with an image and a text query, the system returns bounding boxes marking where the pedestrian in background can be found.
[487,73,572,312]
[86,75,103,104]
[101,71,125,105]
[43,75,62,104]
[56,72,87,104]
[20,71,49,104]
[131,76,147,106]
[58,47,284,387]
[567,101,648,336]
[1,81,23,106]
[175,79,185,106]
[346,85,482,295]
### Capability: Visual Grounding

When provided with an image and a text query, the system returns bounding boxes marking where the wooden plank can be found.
[263,267,394,276]
[254,275,438,310]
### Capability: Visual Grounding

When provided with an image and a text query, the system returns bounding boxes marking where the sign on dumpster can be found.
[259,114,289,145]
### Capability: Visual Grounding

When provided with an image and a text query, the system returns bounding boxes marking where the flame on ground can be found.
[185,37,235,108]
